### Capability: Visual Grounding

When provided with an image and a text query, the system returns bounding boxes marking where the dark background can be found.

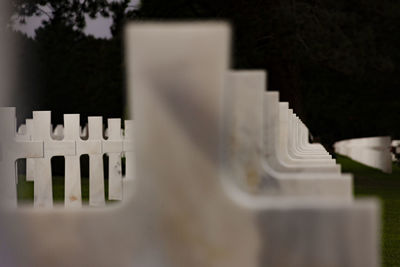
[8,0,400,148]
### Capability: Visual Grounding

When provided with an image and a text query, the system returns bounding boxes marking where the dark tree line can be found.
[10,0,137,125]
[9,0,400,147]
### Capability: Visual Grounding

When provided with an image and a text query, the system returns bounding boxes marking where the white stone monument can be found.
[334,136,392,173]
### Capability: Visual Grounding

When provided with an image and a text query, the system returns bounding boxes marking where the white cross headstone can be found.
[103,119,123,200]
[64,114,82,208]
[0,107,43,207]
[87,116,106,206]
[32,111,76,208]
[64,114,105,207]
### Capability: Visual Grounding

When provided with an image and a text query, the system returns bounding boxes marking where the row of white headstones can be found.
[0,84,351,210]
[222,71,352,198]
[334,136,392,173]
[0,23,379,266]
[0,108,134,208]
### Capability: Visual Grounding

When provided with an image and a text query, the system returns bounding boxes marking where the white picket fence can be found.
[0,108,134,208]
[334,136,392,173]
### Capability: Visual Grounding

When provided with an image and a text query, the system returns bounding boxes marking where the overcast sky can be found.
[14,0,139,39]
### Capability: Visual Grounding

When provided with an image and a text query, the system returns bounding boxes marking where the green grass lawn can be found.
[17,174,118,206]
[336,155,400,267]
[16,156,400,265]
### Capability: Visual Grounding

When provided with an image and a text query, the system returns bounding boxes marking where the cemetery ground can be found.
[16,156,122,206]
[336,155,400,267]
[17,175,119,205]
[14,154,399,265]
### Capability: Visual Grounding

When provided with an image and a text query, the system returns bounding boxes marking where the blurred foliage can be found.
[10,0,139,34]
[8,0,400,146]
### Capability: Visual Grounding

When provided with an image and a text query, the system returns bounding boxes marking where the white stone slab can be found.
[334,136,392,173]
[223,71,265,193]
[32,111,75,208]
